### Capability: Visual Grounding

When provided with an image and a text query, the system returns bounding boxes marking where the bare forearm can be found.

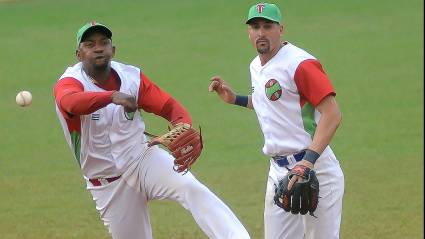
[247,95,254,109]
[209,76,253,109]
[309,107,341,154]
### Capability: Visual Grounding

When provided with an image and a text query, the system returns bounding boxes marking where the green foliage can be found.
[0,0,422,238]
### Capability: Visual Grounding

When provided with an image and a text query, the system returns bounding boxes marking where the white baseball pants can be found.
[87,146,251,239]
[264,152,344,239]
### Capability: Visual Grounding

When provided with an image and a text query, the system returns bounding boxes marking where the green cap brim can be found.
[246,16,280,24]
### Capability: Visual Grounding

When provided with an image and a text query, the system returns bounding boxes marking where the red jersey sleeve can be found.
[138,72,192,125]
[54,77,114,118]
[294,59,336,107]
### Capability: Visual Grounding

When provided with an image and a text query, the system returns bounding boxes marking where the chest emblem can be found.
[264,79,282,101]
[124,111,135,120]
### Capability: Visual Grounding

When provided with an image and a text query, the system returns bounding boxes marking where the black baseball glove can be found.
[274,165,319,216]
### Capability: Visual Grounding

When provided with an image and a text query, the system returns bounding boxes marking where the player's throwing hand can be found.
[111,91,137,112]
[209,76,236,104]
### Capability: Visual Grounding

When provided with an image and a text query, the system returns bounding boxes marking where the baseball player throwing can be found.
[54,21,251,239]
[209,3,344,239]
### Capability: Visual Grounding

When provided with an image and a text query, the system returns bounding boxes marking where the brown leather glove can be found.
[148,123,203,173]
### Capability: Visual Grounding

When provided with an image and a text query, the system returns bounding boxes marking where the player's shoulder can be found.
[249,55,261,70]
[111,61,142,79]
[63,62,82,73]
[281,42,316,60]
[58,62,83,81]
[111,61,140,71]
[279,42,318,72]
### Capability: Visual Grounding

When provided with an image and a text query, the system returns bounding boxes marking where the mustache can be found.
[256,38,269,44]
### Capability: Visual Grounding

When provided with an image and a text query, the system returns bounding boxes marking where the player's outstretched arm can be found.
[208,76,253,109]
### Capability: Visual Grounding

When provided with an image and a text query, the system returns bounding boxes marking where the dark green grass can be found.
[0,0,422,238]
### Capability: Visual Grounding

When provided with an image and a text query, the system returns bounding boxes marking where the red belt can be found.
[89,176,121,186]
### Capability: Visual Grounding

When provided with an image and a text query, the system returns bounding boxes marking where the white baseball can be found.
[16,90,32,107]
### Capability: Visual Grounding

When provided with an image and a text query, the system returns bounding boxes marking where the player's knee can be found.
[182,180,211,198]
[177,180,215,206]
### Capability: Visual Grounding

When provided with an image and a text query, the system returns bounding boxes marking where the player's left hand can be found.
[274,163,319,216]
[148,123,203,173]
[287,160,313,191]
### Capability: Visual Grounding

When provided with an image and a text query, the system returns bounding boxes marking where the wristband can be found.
[234,95,248,107]
[304,149,320,164]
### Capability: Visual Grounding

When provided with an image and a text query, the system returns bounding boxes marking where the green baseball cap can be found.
[246,3,282,24]
[76,21,112,49]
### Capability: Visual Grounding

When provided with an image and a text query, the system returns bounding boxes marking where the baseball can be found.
[16,90,32,107]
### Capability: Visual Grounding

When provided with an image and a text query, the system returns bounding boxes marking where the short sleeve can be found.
[294,59,335,107]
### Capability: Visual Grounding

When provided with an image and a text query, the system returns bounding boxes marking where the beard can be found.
[92,57,110,71]
[256,39,270,54]
[82,57,111,78]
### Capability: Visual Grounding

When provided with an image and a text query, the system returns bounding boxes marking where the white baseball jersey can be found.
[250,42,335,157]
[54,61,251,239]
[251,42,344,239]
[55,61,147,180]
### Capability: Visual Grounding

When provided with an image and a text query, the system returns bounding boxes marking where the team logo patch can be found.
[264,79,282,101]
[124,111,134,120]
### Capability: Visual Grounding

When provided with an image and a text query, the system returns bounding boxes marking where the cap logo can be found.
[90,21,97,26]
[256,3,265,13]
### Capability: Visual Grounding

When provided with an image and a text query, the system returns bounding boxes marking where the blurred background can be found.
[0,0,423,238]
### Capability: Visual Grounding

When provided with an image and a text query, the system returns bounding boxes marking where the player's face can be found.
[248,19,283,55]
[76,31,115,71]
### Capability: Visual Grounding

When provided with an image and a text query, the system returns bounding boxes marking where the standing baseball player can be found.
[53,21,251,239]
[208,3,344,239]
